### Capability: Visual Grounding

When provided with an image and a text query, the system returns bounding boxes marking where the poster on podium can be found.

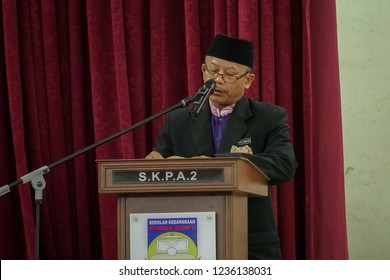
[130,212,216,260]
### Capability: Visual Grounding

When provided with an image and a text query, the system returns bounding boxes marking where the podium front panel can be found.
[118,192,247,260]
[98,158,269,260]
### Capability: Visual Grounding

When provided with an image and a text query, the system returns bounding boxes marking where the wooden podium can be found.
[98,157,269,260]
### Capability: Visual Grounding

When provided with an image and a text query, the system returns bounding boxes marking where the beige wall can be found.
[336,0,390,259]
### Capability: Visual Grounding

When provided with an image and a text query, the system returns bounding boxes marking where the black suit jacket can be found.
[154,95,297,259]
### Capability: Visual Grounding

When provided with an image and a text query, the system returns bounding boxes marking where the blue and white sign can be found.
[130,212,216,260]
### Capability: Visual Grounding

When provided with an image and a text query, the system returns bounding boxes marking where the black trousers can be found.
[248,242,282,260]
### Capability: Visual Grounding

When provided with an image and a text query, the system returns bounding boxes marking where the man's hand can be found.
[145,151,164,159]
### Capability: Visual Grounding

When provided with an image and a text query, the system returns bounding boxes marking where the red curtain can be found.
[0,0,348,259]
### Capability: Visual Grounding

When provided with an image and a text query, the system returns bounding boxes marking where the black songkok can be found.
[206,33,254,68]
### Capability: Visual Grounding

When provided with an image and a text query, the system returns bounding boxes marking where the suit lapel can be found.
[218,96,252,153]
[189,103,214,155]
[189,96,253,155]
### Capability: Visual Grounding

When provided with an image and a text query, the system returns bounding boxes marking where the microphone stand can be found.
[0,95,196,260]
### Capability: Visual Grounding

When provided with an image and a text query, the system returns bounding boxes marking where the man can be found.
[146,33,297,259]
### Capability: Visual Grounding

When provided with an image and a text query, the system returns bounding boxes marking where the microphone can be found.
[190,79,216,116]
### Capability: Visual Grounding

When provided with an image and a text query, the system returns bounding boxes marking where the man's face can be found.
[202,56,255,109]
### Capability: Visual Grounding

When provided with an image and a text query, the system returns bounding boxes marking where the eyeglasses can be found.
[203,64,249,84]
